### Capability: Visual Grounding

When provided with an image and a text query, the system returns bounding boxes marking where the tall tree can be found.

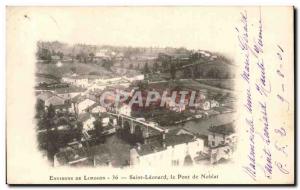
[103,59,113,70]
[45,104,57,162]
[76,121,83,141]
[152,62,158,72]
[38,48,52,61]
[35,99,45,119]
[170,63,177,80]
[143,62,150,74]
[93,118,104,142]
[47,104,56,121]
[89,52,95,62]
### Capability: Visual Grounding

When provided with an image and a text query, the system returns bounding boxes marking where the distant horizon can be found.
[37,40,215,52]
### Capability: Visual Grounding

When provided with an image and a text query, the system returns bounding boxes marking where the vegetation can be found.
[93,118,105,143]
[35,101,82,162]
[36,41,235,81]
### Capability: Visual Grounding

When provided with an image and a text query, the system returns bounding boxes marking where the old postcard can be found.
[6,6,294,184]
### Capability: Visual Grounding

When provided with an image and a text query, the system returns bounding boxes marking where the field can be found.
[36,61,112,79]
[195,79,235,90]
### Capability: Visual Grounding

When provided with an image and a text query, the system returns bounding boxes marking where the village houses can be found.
[71,96,97,114]
[130,129,204,167]
[207,123,237,164]
[78,113,96,131]
[62,74,89,88]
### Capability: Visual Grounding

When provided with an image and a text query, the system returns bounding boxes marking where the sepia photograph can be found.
[35,40,237,168]
[6,6,294,185]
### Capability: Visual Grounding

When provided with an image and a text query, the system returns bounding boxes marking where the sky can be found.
[7,7,249,58]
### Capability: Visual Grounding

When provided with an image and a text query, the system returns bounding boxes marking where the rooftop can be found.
[55,86,86,94]
[208,122,235,135]
[165,133,195,147]
[78,112,93,122]
[47,95,66,106]
[135,141,165,156]
[55,143,88,166]
[135,132,195,156]
[71,95,96,104]
[37,91,54,101]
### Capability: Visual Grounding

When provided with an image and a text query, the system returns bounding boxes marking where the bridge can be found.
[106,112,167,138]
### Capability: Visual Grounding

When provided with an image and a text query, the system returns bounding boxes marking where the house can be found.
[129,130,204,167]
[195,100,210,111]
[94,49,112,61]
[78,113,96,131]
[207,123,237,164]
[44,95,66,107]
[76,98,97,114]
[54,141,88,167]
[123,74,145,82]
[197,89,207,101]
[165,97,176,109]
[172,103,186,113]
[210,100,220,108]
[90,135,131,167]
[89,104,107,114]
[165,98,186,113]
[208,123,236,148]
[99,113,111,127]
[89,82,107,91]
[62,74,89,88]
[37,91,71,113]
[55,86,85,99]
[37,91,54,102]
[116,104,132,116]
[102,125,116,136]
[89,78,130,91]
[210,145,233,164]
[115,52,124,61]
[196,50,211,57]
[93,76,122,84]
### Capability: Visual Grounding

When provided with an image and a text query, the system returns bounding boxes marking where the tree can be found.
[143,62,150,74]
[35,99,45,119]
[136,64,140,70]
[76,121,83,141]
[93,118,104,142]
[137,81,148,91]
[207,69,216,78]
[38,48,52,61]
[76,51,88,63]
[44,104,57,161]
[152,62,159,72]
[47,104,56,120]
[121,121,131,141]
[170,63,177,80]
[57,51,64,59]
[103,59,113,70]
[70,66,77,74]
[89,52,95,62]
[129,63,133,69]
[134,125,144,144]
